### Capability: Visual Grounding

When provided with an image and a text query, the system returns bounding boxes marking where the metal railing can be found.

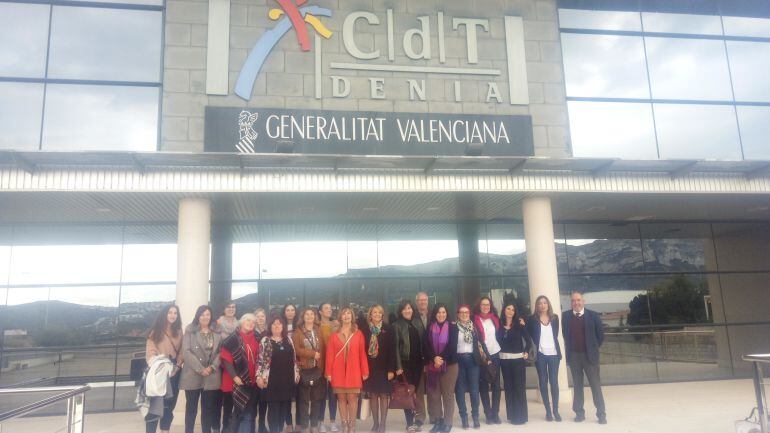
[743,354,770,433]
[0,385,90,433]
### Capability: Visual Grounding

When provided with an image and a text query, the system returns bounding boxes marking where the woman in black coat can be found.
[497,301,531,425]
[361,305,396,433]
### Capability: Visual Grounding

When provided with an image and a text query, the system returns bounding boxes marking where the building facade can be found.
[0,0,769,412]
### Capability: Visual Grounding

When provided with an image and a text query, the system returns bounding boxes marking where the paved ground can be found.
[1,379,761,433]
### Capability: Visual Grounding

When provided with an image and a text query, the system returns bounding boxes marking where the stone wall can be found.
[162,0,570,157]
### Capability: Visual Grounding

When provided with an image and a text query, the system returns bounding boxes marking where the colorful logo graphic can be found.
[235,0,332,100]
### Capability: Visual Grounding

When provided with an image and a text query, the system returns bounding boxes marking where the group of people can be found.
[141,290,607,433]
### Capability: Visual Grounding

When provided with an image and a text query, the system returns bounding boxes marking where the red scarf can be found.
[473,312,500,342]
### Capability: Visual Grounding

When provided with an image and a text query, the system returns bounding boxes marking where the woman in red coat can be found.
[325,306,369,433]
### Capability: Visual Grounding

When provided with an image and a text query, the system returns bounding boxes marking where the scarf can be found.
[426,321,449,390]
[457,320,474,344]
[474,312,499,343]
[368,323,381,358]
[222,330,257,413]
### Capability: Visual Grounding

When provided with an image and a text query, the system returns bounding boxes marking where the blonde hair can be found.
[239,313,256,327]
[336,306,358,334]
[367,304,385,325]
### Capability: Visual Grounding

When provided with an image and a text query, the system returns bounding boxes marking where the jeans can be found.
[319,380,337,422]
[569,352,606,419]
[232,388,257,433]
[184,389,222,433]
[534,353,559,413]
[454,353,480,419]
[146,372,180,433]
[478,353,500,420]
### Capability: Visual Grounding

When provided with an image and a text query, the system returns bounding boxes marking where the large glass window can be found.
[568,101,658,159]
[561,34,650,98]
[654,104,742,160]
[558,8,641,31]
[0,3,50,78]
[727,41,770,102]
[564,223,645,274]
[641,12,722,35]
[736,106,770,160]
[0,83,44,150]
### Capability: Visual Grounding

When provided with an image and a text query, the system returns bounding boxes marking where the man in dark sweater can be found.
[561,290,607,424]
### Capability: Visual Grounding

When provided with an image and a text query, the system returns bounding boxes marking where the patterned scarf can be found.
[426,321,449,390]
[222,330,256,413]
[368,323,381,358]
[457,320,474,344]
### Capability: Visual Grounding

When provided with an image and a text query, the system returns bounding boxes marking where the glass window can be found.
[118,284,176,340]
[654,103,742,160]
[48,7,162,82]
[42,84,159,151]
[736,106,770,160]
[484,224,527,275]
[558,8,642,31]
[568,101,658,159]
[641,12,723,35]
[47,285,119,345]
[723,16,770,38]
[347,224,379,274]
[0,83,44,150]
[640,223,716,272]
[231,281,259,307]
[232,243,260,280]
[0,3,49,78]
[264,281,303,313]
[718,273,770,323]
[377,224,459,275]
[565,223,645,274]
[304,280,341,310]
[380,279,420,318]
[727,41,770,102]
[9,244,123,286]
[121,243,177,283]
[645,37,733,101]
[561,33,650,98]
[712,223,770,272]
[260,240,347,279]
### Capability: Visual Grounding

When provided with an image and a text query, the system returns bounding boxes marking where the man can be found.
[412,291,431,429]
[562,290,607,424]
[318,302,340,433]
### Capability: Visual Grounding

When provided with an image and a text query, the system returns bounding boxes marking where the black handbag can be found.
[130,357,148,382]
[300,366,323,386]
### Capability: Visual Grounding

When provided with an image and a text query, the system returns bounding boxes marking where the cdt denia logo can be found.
[235,0,332,100]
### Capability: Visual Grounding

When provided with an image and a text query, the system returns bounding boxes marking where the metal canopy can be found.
[1,150,769,178]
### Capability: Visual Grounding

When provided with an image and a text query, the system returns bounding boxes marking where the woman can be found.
[454,304,485,430]
[146,304,184,433]
[472,297,501,424]
[256,315,300,433]
[254,308,270,433]
[423,303,458,433]
[294,308,326,433]
[180,305,223,433]
[221,313,260,433]
[282,304,299,433]
[217,301,239,338]
[325,306,370,433]
[526,295,562,422]
[497,301,531,425]
[361,305,396,433]
[318,302,340,433]
[393,300,423,433]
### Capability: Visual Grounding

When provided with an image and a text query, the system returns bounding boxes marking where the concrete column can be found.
[177,197,211,325]
[457,223,481,304]
[522,196,571,403]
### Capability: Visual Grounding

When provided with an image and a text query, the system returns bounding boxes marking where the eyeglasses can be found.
[458,310,470,314]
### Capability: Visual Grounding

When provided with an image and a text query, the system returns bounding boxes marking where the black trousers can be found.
[146,373,180,433]
[569,352,606,419]
[185,389,223,433]
[253,389,268,432]
[222,391,234,432]
[268,400,292,433]
[500,358,527,424]
[298,378,326,427]
[478,354,500,420]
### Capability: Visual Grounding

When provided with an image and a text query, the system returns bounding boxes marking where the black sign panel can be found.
[204,107,534,157]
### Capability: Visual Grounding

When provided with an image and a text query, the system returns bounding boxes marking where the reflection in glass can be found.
[48,7,162,82]
[9,244,122,285]
[232,243,260,280]
[654,104,742,160]
[736,106,770,160]
[420,278,458,317]
[718,273,770,324]
[260,241,347,279]
[565,223,644,274]
[347,241,378,273]
[568,101,658,159]
[378,239,459,274]
[118,284,175,340]
[640,223,715,272]
[645,37,732,101]
[723,16,770,38]
[712,223,770,272]
[380,279,419,318]
[561,33,649,98]
[558,8,641,31]
[304,280,340,310]
[121,243,177,283]
[484,224,527,275]
[231,282,260,313]
[42,84,159,151]
[641,12,722,35]
[0,3,49,77]
[47,285,119,345]
[0,83,44,150]
[727,41,770,102]
[264,281,303,313]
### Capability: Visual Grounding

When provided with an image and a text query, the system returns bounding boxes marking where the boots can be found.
[429,419,443,433]
[545,406,553,422]
[460,416,469,430]
[471,417,480,429]
[553,407,562,422]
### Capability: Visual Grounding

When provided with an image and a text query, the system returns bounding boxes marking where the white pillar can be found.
[522,196,571,404]
[176,197,211,325]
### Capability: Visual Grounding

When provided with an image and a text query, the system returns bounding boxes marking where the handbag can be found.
[389,376,416,410]
[130,357,148,382]
[358,394,370,420]
[300,366,323,386]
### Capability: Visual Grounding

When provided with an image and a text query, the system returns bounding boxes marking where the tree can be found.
[627,275,709,328]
